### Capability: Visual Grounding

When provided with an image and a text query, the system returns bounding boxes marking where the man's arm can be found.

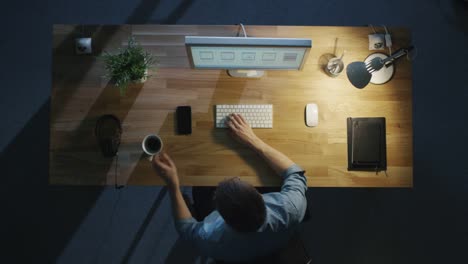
[152,153,192,221]
[227,113,308,222]
[168,186,192,221]
[251,140,294,176]
[153,153,210,243]
[227,113,294,176]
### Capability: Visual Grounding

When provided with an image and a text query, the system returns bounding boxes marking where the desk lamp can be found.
[346,47,413,89]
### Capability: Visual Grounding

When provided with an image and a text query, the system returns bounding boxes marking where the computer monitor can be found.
[185,36,312,78]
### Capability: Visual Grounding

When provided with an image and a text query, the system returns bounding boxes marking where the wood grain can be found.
[50,25,413,187]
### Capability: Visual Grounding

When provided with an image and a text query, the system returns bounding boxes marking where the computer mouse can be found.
[305,103,318,127]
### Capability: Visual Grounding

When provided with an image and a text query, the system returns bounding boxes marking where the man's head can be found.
[214,177,266,232]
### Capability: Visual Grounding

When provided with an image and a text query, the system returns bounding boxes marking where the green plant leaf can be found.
[101,37,157,95]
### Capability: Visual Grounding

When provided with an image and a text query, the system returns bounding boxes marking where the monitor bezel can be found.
[185,36,312,70]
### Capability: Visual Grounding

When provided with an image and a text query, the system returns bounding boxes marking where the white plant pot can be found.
[135,69,148,83]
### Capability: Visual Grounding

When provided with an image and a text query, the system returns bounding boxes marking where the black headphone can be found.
[95,114,122,157]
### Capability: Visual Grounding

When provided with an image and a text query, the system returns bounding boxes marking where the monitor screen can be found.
[185,36,312,70]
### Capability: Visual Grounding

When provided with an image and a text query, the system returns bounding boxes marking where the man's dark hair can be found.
[214,177,266,232]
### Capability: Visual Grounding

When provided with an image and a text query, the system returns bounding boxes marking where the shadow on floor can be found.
[121,187,167,264]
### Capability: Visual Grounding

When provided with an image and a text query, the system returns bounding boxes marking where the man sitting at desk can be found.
[152,113,308,262]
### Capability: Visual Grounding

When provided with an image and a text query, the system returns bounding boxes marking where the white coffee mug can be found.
[142,134,163,158]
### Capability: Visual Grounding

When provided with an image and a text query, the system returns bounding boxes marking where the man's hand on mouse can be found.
[226,113,264,149]
[152,152,179,190]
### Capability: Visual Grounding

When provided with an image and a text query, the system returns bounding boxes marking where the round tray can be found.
[364,53,395,85]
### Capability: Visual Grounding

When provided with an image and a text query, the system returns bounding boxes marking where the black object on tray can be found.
[347,117,386,171]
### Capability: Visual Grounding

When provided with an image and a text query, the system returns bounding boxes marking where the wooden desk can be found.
[50,25,413,187]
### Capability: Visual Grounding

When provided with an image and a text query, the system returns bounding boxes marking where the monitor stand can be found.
[227,69,265,78]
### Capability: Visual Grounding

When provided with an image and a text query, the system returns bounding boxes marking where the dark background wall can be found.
[0,0,467,263]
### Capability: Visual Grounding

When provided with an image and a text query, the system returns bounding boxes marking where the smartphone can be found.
[176,106,192,134]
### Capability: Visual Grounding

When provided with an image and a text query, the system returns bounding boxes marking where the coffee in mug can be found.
[142,134,163,156]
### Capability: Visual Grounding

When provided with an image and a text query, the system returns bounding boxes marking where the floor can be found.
[1,0,467,263]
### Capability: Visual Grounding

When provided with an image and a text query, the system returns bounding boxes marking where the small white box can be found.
[368,34,385,50]
[75,38,92,54]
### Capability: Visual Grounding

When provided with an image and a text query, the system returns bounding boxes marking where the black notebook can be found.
[347,117,387,171]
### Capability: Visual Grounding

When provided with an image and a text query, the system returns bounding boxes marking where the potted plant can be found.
[102,37,156,95]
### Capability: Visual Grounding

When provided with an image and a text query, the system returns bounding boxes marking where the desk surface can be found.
[50,25,413,187]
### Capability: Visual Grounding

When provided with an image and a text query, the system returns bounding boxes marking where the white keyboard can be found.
[215,104,273,128]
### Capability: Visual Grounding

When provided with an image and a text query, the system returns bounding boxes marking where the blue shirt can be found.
[175,164,308,262]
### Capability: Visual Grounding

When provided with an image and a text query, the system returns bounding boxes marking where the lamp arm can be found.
[383,46,414,66]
